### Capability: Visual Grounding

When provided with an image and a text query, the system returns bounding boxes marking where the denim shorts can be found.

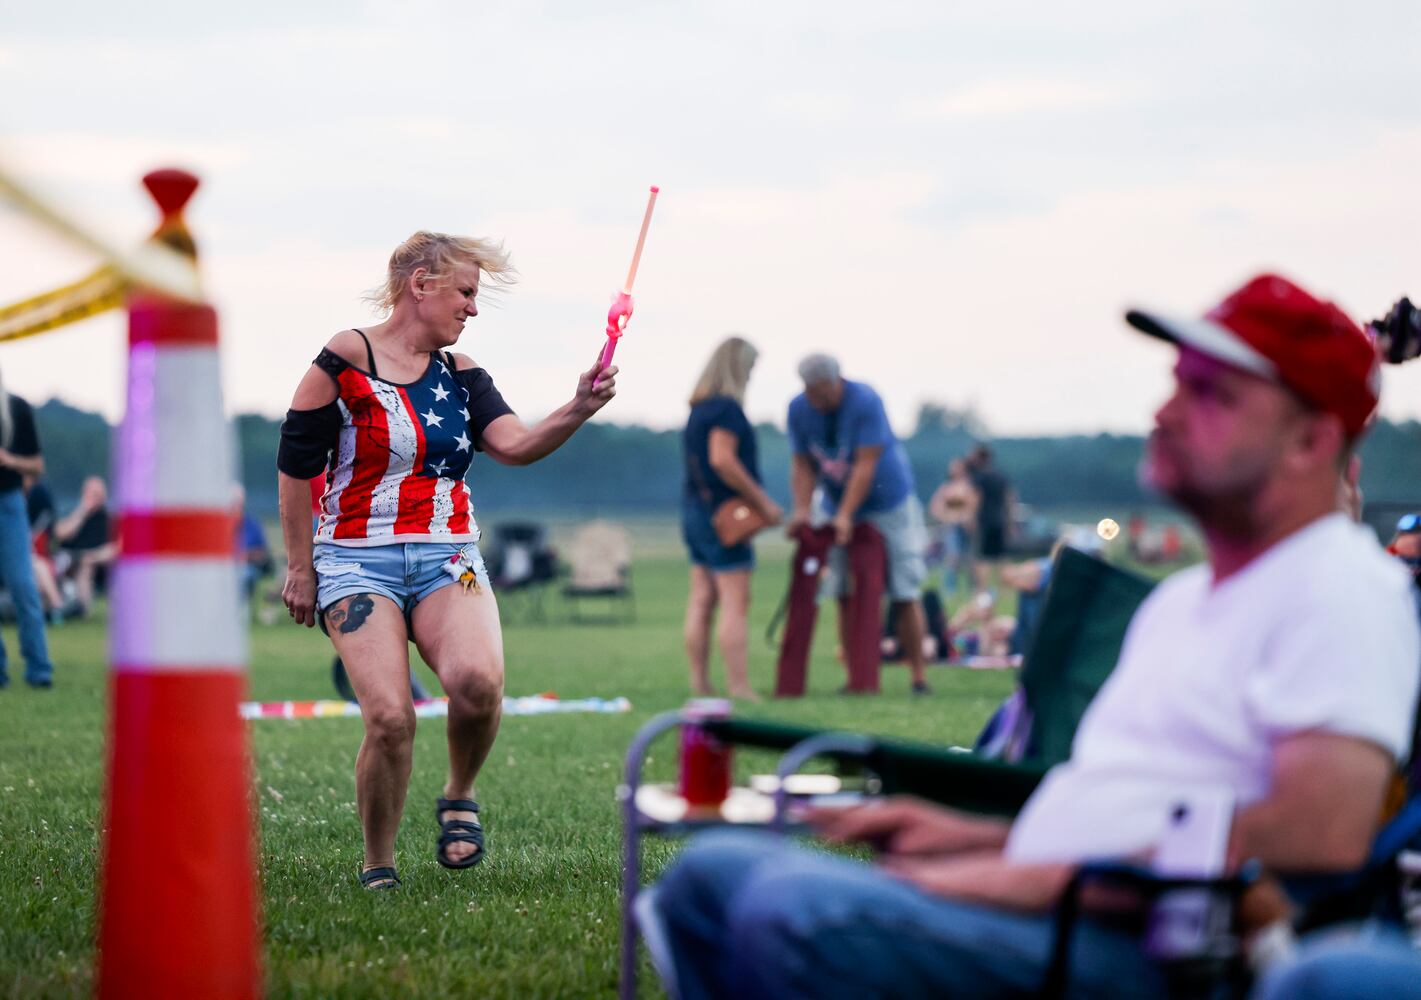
[817,494,928,601]
[681,498,755,573]
[313,541,491,631]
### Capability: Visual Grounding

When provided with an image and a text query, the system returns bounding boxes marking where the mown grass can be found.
[0,541,1014,998]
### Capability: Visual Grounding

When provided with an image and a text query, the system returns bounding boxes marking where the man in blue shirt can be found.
[787,354,929,694]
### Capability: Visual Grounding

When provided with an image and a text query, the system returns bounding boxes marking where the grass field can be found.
[0,540,1016,998]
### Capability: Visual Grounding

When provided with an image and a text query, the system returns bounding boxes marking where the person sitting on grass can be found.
[940,540,1069,665]
[646,273,1420,998]
[52,476,117,618]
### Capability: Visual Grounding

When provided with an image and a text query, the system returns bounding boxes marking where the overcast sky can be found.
[2,1,1419,437]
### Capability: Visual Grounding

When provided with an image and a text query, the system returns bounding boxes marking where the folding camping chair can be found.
[485,521,558,622]
[618,547,1155,997]
[562,520,635,623]
[716,545,1154,807]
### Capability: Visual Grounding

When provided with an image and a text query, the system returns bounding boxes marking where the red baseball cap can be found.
[1126,274,1381,437]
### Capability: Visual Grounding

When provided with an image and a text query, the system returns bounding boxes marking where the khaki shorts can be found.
[815,494,928,602]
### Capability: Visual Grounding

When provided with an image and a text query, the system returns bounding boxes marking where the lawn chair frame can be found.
[618,547,1155,996]
[618,711,1045,998]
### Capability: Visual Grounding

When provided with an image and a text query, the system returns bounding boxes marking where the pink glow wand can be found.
[596,185,659,385]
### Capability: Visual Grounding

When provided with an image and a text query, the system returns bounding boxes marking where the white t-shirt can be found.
[1007,513,1420,864]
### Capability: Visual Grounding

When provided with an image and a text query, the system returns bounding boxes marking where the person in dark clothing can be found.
[52,476,116,617]
[23,475,65,618]
[0,375,54,688]
[681,336,781,700]
[968,444,1013,595]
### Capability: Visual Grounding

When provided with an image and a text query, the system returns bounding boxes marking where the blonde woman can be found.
[0,369,53,689]
[681,337,782,700]
[277,232,618,889]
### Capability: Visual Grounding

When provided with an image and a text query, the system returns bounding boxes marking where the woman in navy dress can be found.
[681,337,781,700]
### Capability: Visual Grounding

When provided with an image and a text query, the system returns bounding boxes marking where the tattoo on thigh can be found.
[330,594,376,634]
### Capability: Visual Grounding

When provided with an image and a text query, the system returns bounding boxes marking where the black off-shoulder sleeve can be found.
[453,368,514,452]
[276,350,347,477]
[277,403,341,478]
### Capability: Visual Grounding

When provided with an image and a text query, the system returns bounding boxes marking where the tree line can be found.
[32,398,1421,520]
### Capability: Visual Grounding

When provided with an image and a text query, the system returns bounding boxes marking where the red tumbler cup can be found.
[678,698,734,811]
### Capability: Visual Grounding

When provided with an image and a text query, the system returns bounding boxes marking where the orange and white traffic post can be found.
[97,169,260,999]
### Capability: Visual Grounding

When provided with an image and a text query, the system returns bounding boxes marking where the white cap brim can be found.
[1126,309,1279,381]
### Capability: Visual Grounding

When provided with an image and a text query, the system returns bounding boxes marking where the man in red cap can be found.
[645,274,1420,998]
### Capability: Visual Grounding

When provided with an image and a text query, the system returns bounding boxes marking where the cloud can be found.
[0,2,1418,437]
[905,79,1125,120]
[2,133,253,185]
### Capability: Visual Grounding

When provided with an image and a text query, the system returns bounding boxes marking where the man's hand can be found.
[785,507,811,539]
[831,511,854,547]
[806,796,1009,856]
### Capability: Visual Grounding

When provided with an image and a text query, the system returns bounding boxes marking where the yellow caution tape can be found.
[0,265,127,343]
[0,164,202,303]
[0,158,207,343]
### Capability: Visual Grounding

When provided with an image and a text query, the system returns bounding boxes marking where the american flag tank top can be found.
[315,354,481,545]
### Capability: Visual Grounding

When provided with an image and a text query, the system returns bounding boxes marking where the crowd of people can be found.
[7,216,1421,995]
[0,369,129,689]
[678,339,1039,695]
[0,389,182,691]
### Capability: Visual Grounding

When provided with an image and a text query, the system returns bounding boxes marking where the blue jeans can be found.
[0,488,53,685]
[650,829,1165,999]
[940,522,970,594]
[1251,928,1421,999]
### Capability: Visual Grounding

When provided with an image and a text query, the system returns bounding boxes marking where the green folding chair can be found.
[619,547,1155,996]
[709,546,1154,813]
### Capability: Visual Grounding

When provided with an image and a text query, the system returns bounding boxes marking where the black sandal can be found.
[435,797,486,869]
[359,865,401,890]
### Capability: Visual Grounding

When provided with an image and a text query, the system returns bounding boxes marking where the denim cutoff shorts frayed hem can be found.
[313,540,491,636]
[681,498,755,574]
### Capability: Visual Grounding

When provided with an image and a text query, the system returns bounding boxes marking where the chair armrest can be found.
[703,718,1048,816]
[770,732,877,833]
[1043,861,1261,1000]
[1068,859,1262,898]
